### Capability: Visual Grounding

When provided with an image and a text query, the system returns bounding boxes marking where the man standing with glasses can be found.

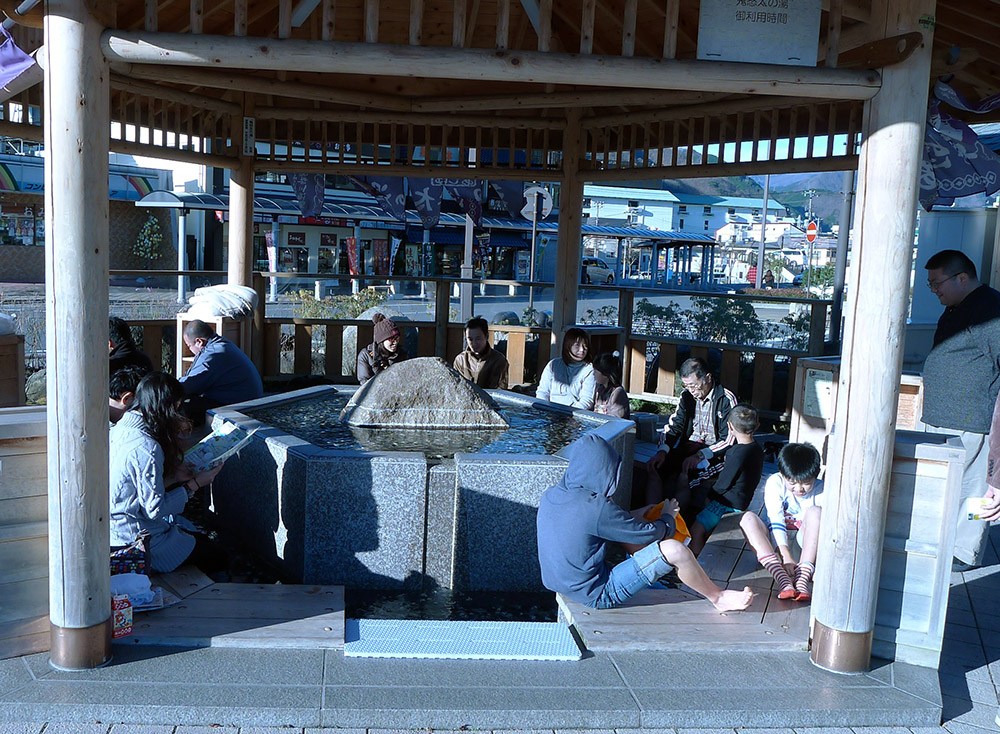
[922,249,1000,572]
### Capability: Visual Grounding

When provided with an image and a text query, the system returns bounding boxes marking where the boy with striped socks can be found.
[739,442,823,602]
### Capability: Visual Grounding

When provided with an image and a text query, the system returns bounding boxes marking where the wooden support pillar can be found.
[251,272,266,375]
[434,280,450,358]
[43,0,112,670]
[617,288,634,366]
[551,109,584,349]
[811,0,935,674]
[228,96,254,287]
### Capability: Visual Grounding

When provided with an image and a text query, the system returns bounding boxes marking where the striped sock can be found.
[759,553,796,599]
[795,562,815,601]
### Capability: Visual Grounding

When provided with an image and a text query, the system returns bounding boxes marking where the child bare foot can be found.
[711,586,754,611]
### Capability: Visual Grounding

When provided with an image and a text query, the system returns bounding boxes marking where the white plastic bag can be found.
[0,313,15,336]
[109,572,155,606]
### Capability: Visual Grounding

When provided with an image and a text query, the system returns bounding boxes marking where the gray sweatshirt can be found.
[922,284,1000,434]
[536,434,671,606]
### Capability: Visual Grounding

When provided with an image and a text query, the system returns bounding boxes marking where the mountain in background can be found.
[749,172,848,192]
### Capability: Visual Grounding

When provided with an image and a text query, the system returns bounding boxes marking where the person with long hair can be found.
[536,327,596,410]
[592,352,630,419]
[110,372,223,573]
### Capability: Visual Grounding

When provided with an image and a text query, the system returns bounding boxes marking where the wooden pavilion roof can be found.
[1,0,997,180]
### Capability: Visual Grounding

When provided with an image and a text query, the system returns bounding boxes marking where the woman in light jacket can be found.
[110,372,221,572]
[536,327,597,410]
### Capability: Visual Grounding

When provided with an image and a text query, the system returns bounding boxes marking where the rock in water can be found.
[341,357,510,429]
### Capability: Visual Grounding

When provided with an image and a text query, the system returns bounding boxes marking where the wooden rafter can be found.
[101,31,882,100]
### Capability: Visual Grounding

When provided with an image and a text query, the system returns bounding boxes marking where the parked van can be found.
[582,257,615,284]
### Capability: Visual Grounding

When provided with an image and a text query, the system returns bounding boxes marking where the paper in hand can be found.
[184,421,253,473]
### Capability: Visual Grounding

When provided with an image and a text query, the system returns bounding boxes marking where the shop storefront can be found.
[406,226,528,279]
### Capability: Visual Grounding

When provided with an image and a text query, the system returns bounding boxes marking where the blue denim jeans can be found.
[589,541,673,610]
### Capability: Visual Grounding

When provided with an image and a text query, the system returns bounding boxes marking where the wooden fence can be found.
[110,272,830,418]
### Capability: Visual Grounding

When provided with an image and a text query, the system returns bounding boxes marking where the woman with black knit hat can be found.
[357,312,408,384]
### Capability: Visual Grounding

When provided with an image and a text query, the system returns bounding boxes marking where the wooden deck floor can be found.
[127,567,345,649]
[561,450,811,653]
[127,444,800,655]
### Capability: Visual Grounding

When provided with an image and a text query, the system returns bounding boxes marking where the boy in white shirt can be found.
[740,442,823,602]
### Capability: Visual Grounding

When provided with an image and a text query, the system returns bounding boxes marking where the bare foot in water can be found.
[711,586,754,611]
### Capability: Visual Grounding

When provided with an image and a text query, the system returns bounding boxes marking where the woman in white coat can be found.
[536,327,597,410]
[110,372,221,573]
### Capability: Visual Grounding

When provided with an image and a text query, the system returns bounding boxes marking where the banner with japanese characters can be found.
[697,0,821,67]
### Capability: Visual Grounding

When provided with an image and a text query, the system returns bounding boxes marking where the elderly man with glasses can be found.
[645,356,738,515]
[922,249,1000,572]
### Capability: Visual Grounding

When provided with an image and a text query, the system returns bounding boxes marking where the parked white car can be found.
[582,257,615,284]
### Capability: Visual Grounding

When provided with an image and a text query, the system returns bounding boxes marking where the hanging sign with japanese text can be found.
[697,0,821,67]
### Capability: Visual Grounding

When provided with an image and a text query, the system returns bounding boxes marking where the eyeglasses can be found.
[927,273,960,291]
[681,377,710,392]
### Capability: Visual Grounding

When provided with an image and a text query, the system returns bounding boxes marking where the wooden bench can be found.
[557,481,812,653]
[131,565,346,649]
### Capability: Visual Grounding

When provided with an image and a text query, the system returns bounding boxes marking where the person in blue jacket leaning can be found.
[536,434,753,611]
[180,319,263,424]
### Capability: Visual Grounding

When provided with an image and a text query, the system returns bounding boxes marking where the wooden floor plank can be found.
[730,548,773,588]
[190,583,344,605]
[150,565,215,599]
[167,598,343,620]
[129,614,345,649]
[697,543,742,583]
[126,582,346,650]
[555,463,811,654]
[559,589,803,652]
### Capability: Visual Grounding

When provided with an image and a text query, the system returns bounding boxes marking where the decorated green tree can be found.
[133,214,163,261]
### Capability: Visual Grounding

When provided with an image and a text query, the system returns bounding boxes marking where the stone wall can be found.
[0,243,43,282]
[0,197,173,284]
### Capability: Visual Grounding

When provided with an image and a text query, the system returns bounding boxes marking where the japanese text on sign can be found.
[697,0,821,66]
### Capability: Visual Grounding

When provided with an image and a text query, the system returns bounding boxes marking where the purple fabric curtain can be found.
[349,175,407,222]
[442,178,484,226]
[409,177,444,228]
[0,27,35,95]
[288,173,326,218]
[920,82,1000,211]
[490,180,526,218]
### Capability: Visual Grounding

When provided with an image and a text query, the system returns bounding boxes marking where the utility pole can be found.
[755,174,770,289]
[804,189,817,290]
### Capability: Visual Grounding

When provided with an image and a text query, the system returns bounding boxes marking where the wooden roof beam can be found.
[114,62,412,111]
[584,154,860,181]
[110,73,242,114]
[256,158,564,180]
[412,89,726,113]
[255,105,566,129]
[102,32,882,101]
[822,0,870,23]
[582,96,816,129]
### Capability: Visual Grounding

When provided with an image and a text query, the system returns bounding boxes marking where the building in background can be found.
[0,144,173,283]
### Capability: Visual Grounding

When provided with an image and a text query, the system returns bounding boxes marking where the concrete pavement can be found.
[0,523,996,732]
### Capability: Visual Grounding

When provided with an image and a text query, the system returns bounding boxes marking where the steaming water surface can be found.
[243,391,601,458]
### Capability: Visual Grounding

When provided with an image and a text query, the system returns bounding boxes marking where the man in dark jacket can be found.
[109,316,154,374]
[922,249,1000,571]
[645,357,738,509]
[180,319,263,423]
[536,434,753,611]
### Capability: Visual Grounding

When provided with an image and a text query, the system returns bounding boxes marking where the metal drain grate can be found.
[344,618,581,660]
